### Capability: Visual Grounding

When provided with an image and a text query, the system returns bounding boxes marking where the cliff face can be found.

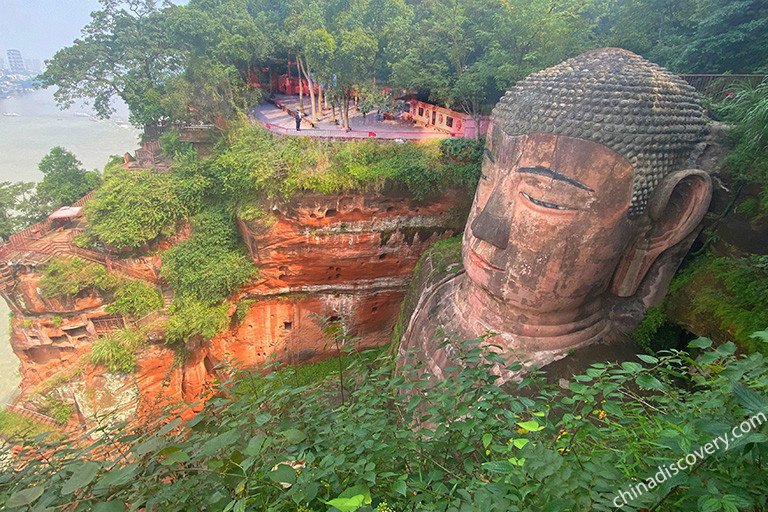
[0,187,470,429]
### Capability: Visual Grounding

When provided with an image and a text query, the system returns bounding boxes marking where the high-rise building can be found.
[6,49,25,74]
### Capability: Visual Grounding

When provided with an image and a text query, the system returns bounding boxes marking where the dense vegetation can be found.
[635,255,768,355]
[39,257,163,321]
[90,328,147,374]
[38,0,768,128]
[0,148,101,242]
[1,338,767,511]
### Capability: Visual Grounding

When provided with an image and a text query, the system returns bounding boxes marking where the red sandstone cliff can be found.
[0,187,469,429]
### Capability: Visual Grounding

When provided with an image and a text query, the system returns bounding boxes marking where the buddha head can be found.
[463,48,711,322]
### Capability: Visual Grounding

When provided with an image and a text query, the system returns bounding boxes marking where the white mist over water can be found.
[0,88,140,403]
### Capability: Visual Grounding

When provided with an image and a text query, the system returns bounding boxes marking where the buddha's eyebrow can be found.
[517,166,593,192]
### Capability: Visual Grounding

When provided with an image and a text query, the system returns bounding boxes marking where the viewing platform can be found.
[250,95,485,141]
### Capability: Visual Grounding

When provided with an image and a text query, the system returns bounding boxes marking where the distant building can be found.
[6,49,25,74]
[0,57,5,72]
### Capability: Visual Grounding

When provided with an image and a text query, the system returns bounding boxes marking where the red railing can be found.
[259,119,450,141]
[6,404,63,428]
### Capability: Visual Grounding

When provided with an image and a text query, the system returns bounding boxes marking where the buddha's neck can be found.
[455,275,611,352]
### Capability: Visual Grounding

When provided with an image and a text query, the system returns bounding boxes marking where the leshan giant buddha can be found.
[398,48,712,379]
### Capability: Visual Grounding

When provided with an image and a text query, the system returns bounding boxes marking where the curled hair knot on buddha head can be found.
[492,48,707,218]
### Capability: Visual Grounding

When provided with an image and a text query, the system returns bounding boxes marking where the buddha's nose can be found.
[470,187,510,250]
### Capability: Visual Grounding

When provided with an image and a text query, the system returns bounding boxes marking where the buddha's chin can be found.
[463,259,503,298]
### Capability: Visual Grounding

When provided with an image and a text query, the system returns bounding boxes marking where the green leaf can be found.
[198,429,240,456]
[716,341,737,356]
[732,381,768,414]
[268,464,296,485]
[512,438,530,449]
[393,479,407,496]
[92,501,126,512]
[620,361,643,373]
[324,495,366,512]
[92,464,138,496]
[481,460,514,473]
[636,374,664,390]
[749,330,768,343]
[6,486,44,508]
[280,428,307,444]
[482,432,493,449]
[244,434,267,456]
[517,420,544,432]
[61,462,101,495]
[636,354,659,364]
[689,337,713,349]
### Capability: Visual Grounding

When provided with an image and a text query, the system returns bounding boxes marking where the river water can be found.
[0,88,140,404]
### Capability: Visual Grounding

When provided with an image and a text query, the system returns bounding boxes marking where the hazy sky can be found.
[0,0,186,62]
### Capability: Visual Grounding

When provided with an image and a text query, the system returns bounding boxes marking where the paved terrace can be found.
[251,94,450,140]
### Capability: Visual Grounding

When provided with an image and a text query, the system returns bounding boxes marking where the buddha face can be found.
[462,128,638,313]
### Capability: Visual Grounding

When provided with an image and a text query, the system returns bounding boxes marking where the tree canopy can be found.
[38,0,768,128]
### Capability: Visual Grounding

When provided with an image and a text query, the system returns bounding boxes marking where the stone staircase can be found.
[0,263,14,292]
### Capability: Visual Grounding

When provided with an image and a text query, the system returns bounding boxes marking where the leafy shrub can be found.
[717,78,768,213]
[39,257,115,298]
[670,254,768,353]
[89,328,145,373]
[159,130,195,161]
[161,207,257,305]
[2,339,767,511]
[165,298,229,346]
[234,298,256,324]
[0,410,51,439]
[105,280,163,319]
[206,120,482,204]
[40,397,74,425]
[85,167,185,250]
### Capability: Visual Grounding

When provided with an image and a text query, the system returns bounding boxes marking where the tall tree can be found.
[39,0,180,127]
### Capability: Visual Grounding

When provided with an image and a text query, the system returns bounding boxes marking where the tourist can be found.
[295,110,302,131]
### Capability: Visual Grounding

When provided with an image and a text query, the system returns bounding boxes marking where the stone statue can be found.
[398,48,712,380]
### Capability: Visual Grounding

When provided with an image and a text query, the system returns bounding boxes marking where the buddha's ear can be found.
[611,169,712,297]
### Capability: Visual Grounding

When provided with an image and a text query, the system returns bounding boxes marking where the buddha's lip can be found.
[468,247,503,271]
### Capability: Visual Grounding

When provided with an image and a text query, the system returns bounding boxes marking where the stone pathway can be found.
[250,95,450,140]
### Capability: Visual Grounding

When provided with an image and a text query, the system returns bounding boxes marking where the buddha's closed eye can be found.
[520,191,575,211]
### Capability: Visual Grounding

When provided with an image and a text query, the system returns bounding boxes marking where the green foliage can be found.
[161,207,257,305]
[39,257,115,299]
[105,280,163,319]
[0,410,52,439]
[2,339,768,510]
[165,298,229,346]
[90,328,146,373]
[207,121,481,205]
[40,397,74,425]
[0,181,35,242]
[159,130,195,162]
[631,305,687,353]
[669,254,768,353]
[85,167,185,250]
[716,78,768,214]
[37,0,180,126]
[36,147,101,208]
[234,299,256,324]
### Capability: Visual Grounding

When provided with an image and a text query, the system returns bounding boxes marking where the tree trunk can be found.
[296,58,304,114]
[297,55,318,123]
[343,91,352,131]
